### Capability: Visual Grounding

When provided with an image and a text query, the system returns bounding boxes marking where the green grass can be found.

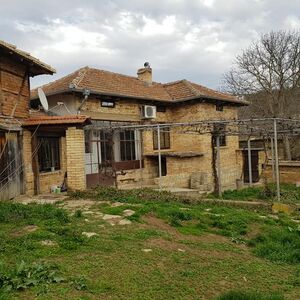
[1,189,299,299]
[216,290,284,300]
[211,183,300,203]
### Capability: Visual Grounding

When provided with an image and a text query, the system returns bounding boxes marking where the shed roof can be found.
[0,40,56,76]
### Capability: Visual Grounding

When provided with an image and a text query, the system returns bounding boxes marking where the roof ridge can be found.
[71,66,89,88]
[32,66,89,92]
[88,67,140,81]
[182,79,202,97]
[190,81,238,99]
[162,79,186,86]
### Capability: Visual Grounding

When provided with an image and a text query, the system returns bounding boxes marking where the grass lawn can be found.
[0,188,299,299]
[208,184,300,203]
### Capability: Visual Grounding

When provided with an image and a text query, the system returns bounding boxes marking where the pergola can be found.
[85,117,300,201]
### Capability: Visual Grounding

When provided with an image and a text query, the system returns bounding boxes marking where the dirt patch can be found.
[141,214,180,237]
[142,214,229,244]
[12,225,38,237]
[147,237,188,252]
[62,199,97,210]
[245,223,262,239]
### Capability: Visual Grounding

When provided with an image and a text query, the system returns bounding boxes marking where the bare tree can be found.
[224,30,300,159]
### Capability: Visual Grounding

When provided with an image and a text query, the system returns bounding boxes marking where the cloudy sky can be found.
[1,0,300,89]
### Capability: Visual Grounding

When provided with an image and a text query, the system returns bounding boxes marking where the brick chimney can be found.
[137,62,152,85]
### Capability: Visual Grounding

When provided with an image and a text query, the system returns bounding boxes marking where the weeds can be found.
[215,183,300,203]
[71,275,89,291]
[216,290,284,300]
[249,226,300,263]
[0,202,69,224]
[0,261,64,292]
[69,187,179,203]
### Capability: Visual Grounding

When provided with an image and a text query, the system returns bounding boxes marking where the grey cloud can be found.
[1,0,300,89]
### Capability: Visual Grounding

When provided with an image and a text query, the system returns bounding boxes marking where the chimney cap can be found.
[144,62,151,68]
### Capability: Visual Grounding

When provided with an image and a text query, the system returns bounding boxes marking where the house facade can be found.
[31,65,248,193]
[0,40,90,199]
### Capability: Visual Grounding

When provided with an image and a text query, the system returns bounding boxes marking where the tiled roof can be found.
[0,40,55,76]
[31,66,247,105]
[22,115,91,126]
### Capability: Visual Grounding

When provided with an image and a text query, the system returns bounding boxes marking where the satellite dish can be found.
[37,88,49,112]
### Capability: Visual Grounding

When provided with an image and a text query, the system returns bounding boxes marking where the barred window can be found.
[153,127,170,150]
[120,130,136,161]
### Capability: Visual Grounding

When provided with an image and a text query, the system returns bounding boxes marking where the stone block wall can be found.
[66,127,86,191]
[265,161,300,184]
[22,130,67,194]
[22,129,34,195]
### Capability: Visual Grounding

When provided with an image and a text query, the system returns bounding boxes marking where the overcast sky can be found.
[1,0,300,89]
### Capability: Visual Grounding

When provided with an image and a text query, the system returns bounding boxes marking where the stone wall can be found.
[22,129,34,195]
[66,127,86,191]
[265,161,300,184]
[22,130,67,194]
[118,102,240,191]
[48,93,242,192]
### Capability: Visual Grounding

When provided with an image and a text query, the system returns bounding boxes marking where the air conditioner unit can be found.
[141,105,156,119]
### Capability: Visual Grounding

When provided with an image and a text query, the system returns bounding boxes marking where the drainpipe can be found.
[77,89,91,114]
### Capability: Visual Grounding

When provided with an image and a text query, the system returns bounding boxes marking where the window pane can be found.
[120,130,136,161]
[212,124,226,147]
[38,137,60,172]
[153,127,170,150]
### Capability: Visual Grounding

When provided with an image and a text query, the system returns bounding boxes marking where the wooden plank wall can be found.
[0,131,23,200]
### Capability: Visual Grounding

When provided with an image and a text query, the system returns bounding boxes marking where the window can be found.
[212,124,226,147]
[153,127,170,150]
[156,105,166,112]
[84,130,92,153]
[38,137,60,172]
[216,103,224,111]
[120,130,136,161]
[101,101,115,108]
[100,131,113,162]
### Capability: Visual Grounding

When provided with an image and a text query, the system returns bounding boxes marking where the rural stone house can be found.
[0,40,90,200]
[31,64,249,193]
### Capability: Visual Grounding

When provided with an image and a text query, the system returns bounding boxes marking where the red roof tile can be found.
[22,115,91,126]
[31,66,248,105]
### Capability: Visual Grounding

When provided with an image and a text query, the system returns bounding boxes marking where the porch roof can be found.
[22,115,91,127]
[0,117,22,131]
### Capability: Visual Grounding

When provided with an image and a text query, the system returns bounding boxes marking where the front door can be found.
[85,130,115,188]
